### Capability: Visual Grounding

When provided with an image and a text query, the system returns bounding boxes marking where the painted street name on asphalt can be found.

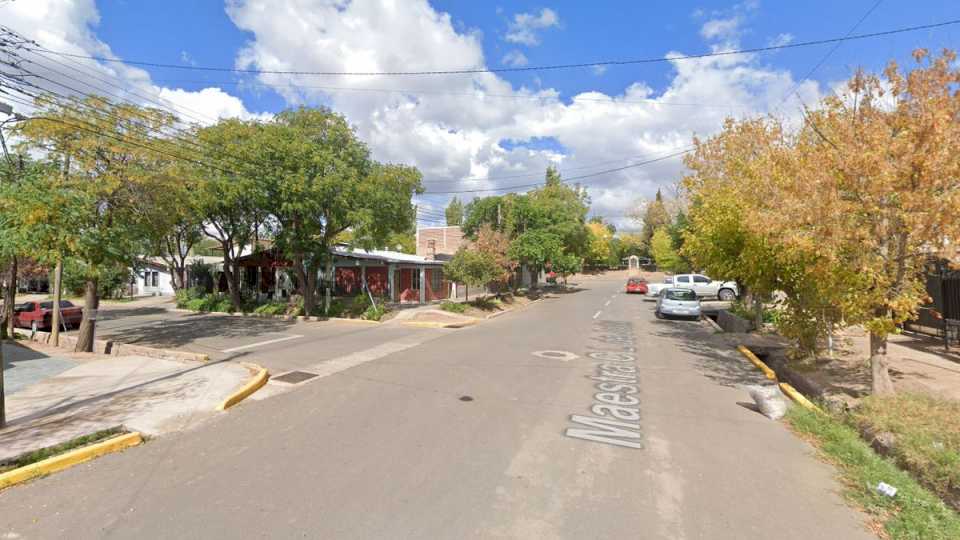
[564,320,643,450]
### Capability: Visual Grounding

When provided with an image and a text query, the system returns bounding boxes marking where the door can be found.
[692,275,713,297]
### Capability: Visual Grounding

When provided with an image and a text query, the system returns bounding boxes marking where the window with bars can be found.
[430,268,442,291]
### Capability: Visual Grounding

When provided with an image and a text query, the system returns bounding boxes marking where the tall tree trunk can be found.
[223,261,242,309]
[304,266,317,316]
[75,277,99,353]
[50,260,63,347]
[2,256,16,340]
[869,331,895,396]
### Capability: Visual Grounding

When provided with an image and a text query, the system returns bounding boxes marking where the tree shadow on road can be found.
[96,314,298,349]
[648,319,769,388]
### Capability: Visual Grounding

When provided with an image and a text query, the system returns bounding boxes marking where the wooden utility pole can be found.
[50,259,63,346]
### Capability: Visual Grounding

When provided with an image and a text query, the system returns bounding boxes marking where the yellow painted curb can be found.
[779,382,824,414]
[217,366,270,411]
[737,345,777,381]
[0,432,143,490]
[737,344,825,414]
[327,317,382,325]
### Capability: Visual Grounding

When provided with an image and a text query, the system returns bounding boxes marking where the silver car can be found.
[655,287,702,320]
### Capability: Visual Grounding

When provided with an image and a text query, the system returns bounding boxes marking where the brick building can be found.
[416,226,467,261]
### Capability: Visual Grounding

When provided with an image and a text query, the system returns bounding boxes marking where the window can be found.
[430,268,442,291]
[411,269,421,290]
[675,275,691,284]
[693,275,711,284]
[666,289,697,301]
[151,271,159,287]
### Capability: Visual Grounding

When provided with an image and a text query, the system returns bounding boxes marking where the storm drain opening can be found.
[272,371,320,384]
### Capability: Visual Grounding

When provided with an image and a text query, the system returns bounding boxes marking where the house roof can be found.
[331,245,445,266]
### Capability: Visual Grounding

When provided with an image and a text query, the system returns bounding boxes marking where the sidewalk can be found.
[0,344,251,462]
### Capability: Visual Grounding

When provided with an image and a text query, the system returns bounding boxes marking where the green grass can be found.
[787,407,960,539]
[0,427,124,473]
[851,394,960,510]
[439,301,468,314]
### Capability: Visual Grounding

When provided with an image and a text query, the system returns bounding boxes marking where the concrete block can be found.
[717,310,754,333]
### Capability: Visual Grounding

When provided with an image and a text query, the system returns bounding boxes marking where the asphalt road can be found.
[2,277,874,539]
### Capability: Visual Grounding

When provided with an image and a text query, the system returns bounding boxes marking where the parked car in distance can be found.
[13,300,83,332]
[645,276,674,298]
[655,288,702,320]
[670,274,738,301]
[625,277,648,294]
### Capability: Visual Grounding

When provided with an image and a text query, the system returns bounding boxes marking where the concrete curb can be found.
[13,328,209,363]
[736,344,823,414]
[217,365,270,411]
[183,309,383,325]
[402,319,478,329]
[736,344,777,381]
[703,317,724,332]
[0,432,143,490]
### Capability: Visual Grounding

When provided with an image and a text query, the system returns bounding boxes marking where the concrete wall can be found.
[717,309,755,333]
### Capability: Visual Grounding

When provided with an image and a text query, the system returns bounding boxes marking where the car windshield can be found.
[663,277,673,283]
[666,289,697,301]
[39,301,74,309]
[628,278,644,285]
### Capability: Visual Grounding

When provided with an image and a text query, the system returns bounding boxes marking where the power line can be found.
[21,19,960,77]
[776,0,885,109]
[147,78,749,110]
[423,148,693,195]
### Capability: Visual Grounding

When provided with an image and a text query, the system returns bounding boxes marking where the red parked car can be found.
[625,277,648,294]
[13,300,83,332]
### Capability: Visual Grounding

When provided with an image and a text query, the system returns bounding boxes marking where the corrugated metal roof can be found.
[330,246,444,265]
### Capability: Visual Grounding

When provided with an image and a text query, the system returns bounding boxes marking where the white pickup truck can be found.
[646,274,738,301]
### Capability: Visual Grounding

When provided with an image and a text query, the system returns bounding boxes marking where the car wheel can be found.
[718,288,736,301]
[654,309,663,319]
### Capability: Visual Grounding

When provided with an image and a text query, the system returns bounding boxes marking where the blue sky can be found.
[4,0,959,228]
[91,0,959,113]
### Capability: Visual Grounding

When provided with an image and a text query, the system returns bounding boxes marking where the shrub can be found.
[362,305,387,321]
[324,300,345,318]
[253,302,287,316]
[439,301,468,314]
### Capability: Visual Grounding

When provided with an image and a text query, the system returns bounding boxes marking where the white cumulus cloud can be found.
[501,50,529,67]
[504,8,560,46]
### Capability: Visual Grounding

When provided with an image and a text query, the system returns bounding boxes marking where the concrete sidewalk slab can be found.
[2,342,78,395]
[0,355,250,462]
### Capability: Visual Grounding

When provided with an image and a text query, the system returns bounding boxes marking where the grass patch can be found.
[0,427,125,474]
[851,394,960,511]
[786,406,960,539]
[469,297,501,312]
[439,301,468,314]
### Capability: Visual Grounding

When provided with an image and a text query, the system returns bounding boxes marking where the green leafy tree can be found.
[445,196,464,226]
[193,118,266,309]
[650,227,688,273]
[256,107,422,315]
[444,247,501,300]
[14,96,179,351]
[508,230,563,287]
[637,189,671,251]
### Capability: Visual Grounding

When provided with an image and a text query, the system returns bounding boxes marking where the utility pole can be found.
[0,99,17,428]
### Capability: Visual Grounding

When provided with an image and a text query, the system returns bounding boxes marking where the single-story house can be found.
[232,245,449,304]
[132,256,224,297]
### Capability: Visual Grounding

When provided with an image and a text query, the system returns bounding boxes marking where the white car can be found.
[645,276,674,299]
[655,288,702,319]
[670,274,738,301]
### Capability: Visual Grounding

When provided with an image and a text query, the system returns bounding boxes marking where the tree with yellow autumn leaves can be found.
[683,49,960,396]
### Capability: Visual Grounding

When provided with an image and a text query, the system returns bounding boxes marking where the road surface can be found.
[1,276,873,539]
